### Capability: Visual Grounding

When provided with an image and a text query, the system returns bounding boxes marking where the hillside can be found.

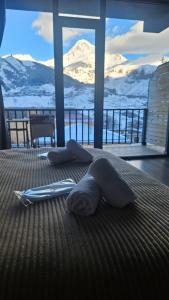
[0,39,161,109]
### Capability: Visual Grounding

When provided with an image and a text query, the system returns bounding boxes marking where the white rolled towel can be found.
[88,158,136,208]
[66,140,93,163]
[47,147,75,165]
[66,175,100,216]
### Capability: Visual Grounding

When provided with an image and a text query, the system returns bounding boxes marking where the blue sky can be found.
[0,10,53,60]
[0,9,168,63]
[0,9,138,60]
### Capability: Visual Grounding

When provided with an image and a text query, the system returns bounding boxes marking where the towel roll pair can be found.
[66,158,136,216]
[48,140,93,164]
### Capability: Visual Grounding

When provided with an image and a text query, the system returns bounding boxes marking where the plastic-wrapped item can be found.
[37,152,48,159]
[14,179,76,207]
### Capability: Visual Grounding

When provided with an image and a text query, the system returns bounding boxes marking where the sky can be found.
[1,9,169,63]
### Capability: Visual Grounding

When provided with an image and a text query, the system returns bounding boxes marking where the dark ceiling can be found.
[5,0,169,32]
[5,0,169,13]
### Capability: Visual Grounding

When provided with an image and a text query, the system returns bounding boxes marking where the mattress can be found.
[0,148,169,299]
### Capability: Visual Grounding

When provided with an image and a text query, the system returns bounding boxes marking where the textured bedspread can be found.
[0,148,169,299]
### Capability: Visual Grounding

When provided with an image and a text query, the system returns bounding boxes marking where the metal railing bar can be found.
[76,110,78,142]
[125,109,127,144]
[131,110,134,144]
[118,110,121,144]
[5,108,146,148]
[88,110,90,145]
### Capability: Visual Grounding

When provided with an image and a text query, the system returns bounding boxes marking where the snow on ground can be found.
[104,94,147,109]
[104,77,149,98]
[4,96,54,108]
[35,124,127,146]
[0,68,12,86]
[3,56,26,72]
[64,124,127,143]
[21,61,35,67]
[4,92,147,110]
[64,87,95,109]
[3,54,36,62]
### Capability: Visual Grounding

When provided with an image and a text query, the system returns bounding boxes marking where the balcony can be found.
[4,107,164,158]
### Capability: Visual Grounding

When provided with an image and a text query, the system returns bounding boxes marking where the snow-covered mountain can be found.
[64,39,95,68]
[63,40,127,83]
[0,39,163,109]
[18,40,127,84]
[0,54,86,108]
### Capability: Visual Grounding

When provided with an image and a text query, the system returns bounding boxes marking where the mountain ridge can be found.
[0,38,164,109]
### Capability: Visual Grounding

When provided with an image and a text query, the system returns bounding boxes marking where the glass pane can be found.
[103,17,169,156]
[62,27,95,145]
[0,10,55,147]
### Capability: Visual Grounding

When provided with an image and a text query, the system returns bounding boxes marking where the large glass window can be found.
[62,28,95,144]
[0,10,54,147]
[103,17,169,156]
[0,10,54,109]
[1,8,169,152]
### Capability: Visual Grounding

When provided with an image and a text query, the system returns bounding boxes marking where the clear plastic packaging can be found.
[37,152,48,159]
[14,178,76,207]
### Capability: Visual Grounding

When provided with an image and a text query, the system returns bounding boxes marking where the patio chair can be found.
[30,114,55,148]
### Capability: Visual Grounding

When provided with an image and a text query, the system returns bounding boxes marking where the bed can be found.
[0,148,169,299]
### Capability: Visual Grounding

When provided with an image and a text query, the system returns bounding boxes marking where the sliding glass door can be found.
[53,1,105,148]
[62,28,95,146]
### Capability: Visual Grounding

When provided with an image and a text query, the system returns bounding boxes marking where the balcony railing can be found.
[5,108,147,148]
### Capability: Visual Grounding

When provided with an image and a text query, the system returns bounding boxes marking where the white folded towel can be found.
[88,158,136,208]
[47,147,75,165]
[66,140,93,163]
[66,175,100,216]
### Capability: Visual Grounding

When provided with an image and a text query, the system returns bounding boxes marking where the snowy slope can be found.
[64,39,95,67]
[0,54,85,108]
[63,40,127,83]
[0,39,160,109]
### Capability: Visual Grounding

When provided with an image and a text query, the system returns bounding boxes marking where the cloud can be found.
[32,13,53,43]
[32,13,89,43]
[106,21,169,56]
[33,14,169,61]
[62,27,90,42]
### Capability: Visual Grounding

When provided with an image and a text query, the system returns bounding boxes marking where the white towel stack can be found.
[88,158,136,208]
[66,175,100,216]
[48,147,75,164]
[66,158,136,216]
[47,140,93,165]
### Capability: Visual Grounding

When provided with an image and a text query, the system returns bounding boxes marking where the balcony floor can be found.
[103,144,165,158]
[127,158,169,187]
[10,142,165,158]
